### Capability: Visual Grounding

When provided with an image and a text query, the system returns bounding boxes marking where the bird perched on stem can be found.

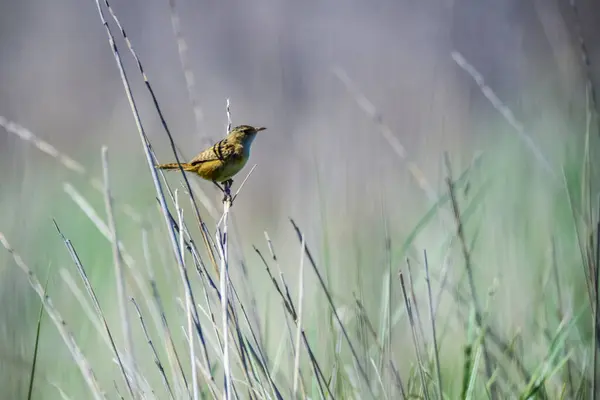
[155,125,266,201]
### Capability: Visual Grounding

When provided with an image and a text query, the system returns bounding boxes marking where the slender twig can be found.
[50,382,73,400]
[255,245,332,399]
[166,0,205,143]
[27,265,51,400]
[399,271,430,400]
[567,0,599,136]
[226,280,285,400]
[445,156,497,399]
[260,235,317,393]
[450,51,555,179]
[213,101,247,400]
[445,154,501,394]
[290,219,375,398]
[148,278,192,398]
[423,250,443,399]
[406,259,427,353]
[160,197,215,392]
[386,231,393,398]
[292,234,306,397]
[141,229,180,394]
[331,67,441,208]
[226,98,232,133]
[175,190,199,400]
[59,268,126,362]
[255,242,301,396]
[551,238,574,397]
[354,297,407,398]
[371,357,389,400]
[231,164,258,203]
[101,146,137,390]
[53,221,135,398]
[131,298,175,400]
[264,232,297,320]
[217,196,232,400]
[378,196,393,393]
[594,215,600,399]
[562,168,594,305]
[436,269,536,388]
[165,193,256,400]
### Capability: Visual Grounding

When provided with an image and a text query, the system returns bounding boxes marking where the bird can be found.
[155,124,266,200]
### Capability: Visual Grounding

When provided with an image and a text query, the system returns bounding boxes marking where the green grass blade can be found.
[27,264,52,400]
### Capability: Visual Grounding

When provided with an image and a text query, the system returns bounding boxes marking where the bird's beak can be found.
[256,127,266,132]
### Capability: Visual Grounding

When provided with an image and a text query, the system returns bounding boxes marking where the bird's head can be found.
[229,125,266,145]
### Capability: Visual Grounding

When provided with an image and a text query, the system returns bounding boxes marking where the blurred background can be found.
[1,0,599,398]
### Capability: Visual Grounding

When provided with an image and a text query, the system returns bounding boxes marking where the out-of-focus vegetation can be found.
[1,0,599,399]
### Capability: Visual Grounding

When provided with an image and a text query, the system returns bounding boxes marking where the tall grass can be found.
[1,1,599,399]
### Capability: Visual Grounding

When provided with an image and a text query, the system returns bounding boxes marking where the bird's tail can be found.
[155,162,193,171]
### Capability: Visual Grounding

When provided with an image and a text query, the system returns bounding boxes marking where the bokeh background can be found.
[1,0,600,398]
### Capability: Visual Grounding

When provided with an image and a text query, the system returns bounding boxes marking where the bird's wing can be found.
[189,139,233,164]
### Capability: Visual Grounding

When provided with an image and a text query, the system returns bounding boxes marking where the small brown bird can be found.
[156,124,266,197]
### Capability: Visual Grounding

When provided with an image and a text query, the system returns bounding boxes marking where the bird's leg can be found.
[212,180,225,193]
[222,179,233,203]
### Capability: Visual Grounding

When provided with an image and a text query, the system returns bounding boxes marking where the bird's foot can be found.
[222,187,233,204]
[224,180,233,202]
[218,180,234,204]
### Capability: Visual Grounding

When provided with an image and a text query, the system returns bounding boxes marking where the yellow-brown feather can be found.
[194,155,247,182]
[155,162,197,172]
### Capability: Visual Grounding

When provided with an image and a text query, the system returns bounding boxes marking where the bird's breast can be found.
[218,156,248,181]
